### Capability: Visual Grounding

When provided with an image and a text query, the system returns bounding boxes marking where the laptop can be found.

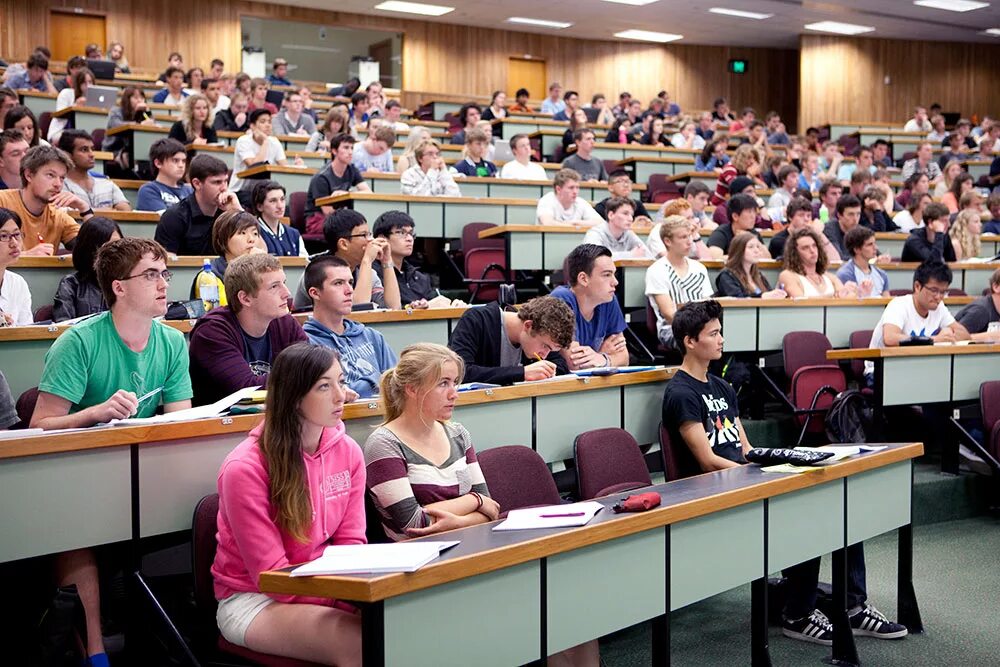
[86,59,116,81]
[265,89,286,109]
[85,85,118,110]
[492,139,514,163]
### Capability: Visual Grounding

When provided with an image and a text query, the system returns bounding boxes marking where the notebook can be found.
[290,541,459,576]
[493,501,604,531]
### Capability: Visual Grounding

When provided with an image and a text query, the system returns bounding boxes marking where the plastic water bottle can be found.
[197,259,220,311]
[818,205,829,223]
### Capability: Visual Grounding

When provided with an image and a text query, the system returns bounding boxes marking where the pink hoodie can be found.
[212,420,367,605]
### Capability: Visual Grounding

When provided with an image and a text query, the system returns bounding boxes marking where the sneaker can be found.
[849,603,908,639]
[782,609,834,646]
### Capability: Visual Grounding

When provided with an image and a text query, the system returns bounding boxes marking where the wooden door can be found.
[49,12,106,62]
[369,40,393,87]
[507,58,546,101]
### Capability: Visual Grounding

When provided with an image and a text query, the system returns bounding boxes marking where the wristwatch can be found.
[601,353,611,367]
[81,208,94,217]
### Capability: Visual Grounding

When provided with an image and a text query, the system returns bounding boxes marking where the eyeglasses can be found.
[349,232,373,240]
[121,269,173,283]
[920,285,947,297]
[0,231,23,243]
[390,229,415,239]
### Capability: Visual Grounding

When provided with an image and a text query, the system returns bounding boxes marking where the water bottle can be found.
[818,205,829,223]
[618,128,627,144]
[197,259,220,311]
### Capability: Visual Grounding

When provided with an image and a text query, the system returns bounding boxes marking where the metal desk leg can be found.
[826,547,860,667]
[361,601,385,667]
[897,522,924,633]
[751,577,773,667]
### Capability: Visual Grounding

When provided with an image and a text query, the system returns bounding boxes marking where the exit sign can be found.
[728,59,748,74]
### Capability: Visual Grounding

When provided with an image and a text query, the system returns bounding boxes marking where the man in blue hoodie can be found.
[302,255,397,397]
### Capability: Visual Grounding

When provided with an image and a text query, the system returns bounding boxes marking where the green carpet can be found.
[599,516,1000,666]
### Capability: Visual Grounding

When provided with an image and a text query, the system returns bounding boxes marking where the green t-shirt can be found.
[39,312,193,418]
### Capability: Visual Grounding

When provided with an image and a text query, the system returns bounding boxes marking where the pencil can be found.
[533,353,544,362]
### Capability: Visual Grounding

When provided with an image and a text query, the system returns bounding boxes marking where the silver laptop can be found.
[85,85,118,110]
[493,139,514,163]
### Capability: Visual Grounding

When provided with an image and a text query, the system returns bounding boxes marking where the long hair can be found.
[399,127,431,164]
[72,216,123,282]
[181,93,213,141]
[3,105,40,146]
[321,108,348,138]
[950,209,981,259]
[72,68,94,101]
[731,143,757,174]
[783,228,827,276]
[262,343,341,543]
[379,343,465,425]
[948,171,973,202]
[725,232,767,294]
[119,86,142,121]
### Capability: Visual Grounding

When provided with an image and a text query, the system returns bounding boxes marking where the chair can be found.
[460,222,509,302]
[602,159,620,178]
[91,128,105,148]
[39,111,52,139]
[647,174,681,203]
[888,289,911,296]
[288,191,307,233]
[573,428,652,500]
[33,304,54,323]
[947,288,967,297]
[191,494,324,667]
[477,446,562,513]
[981,381,1000,465]
[15,387,39,428]
[847,330,873,385]
[659,422,700,482]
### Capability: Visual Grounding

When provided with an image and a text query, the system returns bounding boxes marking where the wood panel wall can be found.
[799,35,1000,131]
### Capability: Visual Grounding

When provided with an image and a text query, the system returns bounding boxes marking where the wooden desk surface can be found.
[237,164,317,178]
[51,105,110,118]
[479,224,654,238]
[105,123,169,137]
[617,152,699,163]
[363,172,644,191]
[15,90,58,100]
[260,443,921,602]
[67,210,159,222]
[0,367,672,461]
[316,192,537,207]
[827,343,1000,360]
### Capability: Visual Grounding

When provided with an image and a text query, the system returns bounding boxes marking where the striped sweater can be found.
[363,422,490,541]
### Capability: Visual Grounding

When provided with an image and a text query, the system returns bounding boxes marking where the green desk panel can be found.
[74,110,107,136]
[408,202,444,238]
[489,183,544,200]
[506,205,537,226]
[384,561,540,667]
[509,232,544,271]
[670,502,764,610]
[535,386,619,463]
[2,338,52,398]
[620,266,646,310]
[624,381,665,447]
[768,480,844,572]
[951,353,1000,402]
[115,220,158,240]
[369,319,448,353]
[547,529,666,654]
[0,447,131,562]
[119,183,140,208]
[721,307,758,353]
[21,94,58,116]
[881,356,951,406]
[454,399,533,452]
[824,305,881,349]
[962,268,995,296]
[544,233,586,272]
[758,307,823,351]
[443,203,504,238]
[847,461,911,545]
[456,182,489,198]
[344,414,383,448]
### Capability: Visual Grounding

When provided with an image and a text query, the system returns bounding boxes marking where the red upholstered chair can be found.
[91,128,105,149]
[15,387,39,428]
[981,381,1000,464]
[477,446,562,514]
[659,422,700,482]
[647,174,681,203]
[947,288,967,297]
[573,428,652,500]
[191,494,324,667]
[460,222,509,302]
[888,289,911,296]
[33,304,54,322]
[847,330,873,385]
[288,191,307,233]
[39,111,52,138]
[783,331,846,444]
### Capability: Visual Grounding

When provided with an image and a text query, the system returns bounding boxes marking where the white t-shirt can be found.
[644,257,712,339]
[866,295,956,374]
[500,160,548,181]
[63,175,128,210]
[535,191,601,225]
[0,270,32,325]
[47,87,77,142]
[230,135,286,191]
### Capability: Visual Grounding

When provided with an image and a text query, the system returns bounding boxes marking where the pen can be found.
[540,512,586,518]
[136,387,163,403]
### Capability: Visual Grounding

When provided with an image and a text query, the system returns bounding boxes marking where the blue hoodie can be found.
[303,317,398,398]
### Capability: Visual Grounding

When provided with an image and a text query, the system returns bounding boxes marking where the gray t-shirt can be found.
[561,154,608,182]
[0,370,19,429]
[498,315,521,368]
[955,295,1000,334]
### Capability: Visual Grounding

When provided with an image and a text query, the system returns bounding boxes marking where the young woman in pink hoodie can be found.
[212,343,364,665]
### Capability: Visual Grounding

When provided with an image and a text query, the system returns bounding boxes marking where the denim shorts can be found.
[217,591,274,647]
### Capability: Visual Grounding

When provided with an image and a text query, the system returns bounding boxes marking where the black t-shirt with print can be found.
[662,369,745,478]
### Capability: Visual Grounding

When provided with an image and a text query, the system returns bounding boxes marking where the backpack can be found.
[825,389,877,444]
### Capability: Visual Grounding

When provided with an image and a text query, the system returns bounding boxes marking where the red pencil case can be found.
[612,491,661,513]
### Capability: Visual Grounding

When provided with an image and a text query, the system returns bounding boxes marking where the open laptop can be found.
[85,85,118,110]
[86,59,116,81]
[493,139,514,163]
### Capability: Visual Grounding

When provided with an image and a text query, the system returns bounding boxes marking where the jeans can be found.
[782,542,867,620]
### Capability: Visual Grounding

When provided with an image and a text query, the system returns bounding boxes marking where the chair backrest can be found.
[191,493,220,615]
[981,381,1000,433]
[33,303,54,322]
[574,428,651,500]
[789,365,847,432]
[461,222,504,252]
[602,159,620,177]
[644,299,658,336]
[659,422,700,481]
[288,191,307,232]
[39,111,52,138]
[15,387,39,427]
[782,331,835,379]
[477,446,562,512]
[465,248,508,302]
[848,329,873,381]
[888,289,911,296]
[946,288,967,297]
[90,128,105,149]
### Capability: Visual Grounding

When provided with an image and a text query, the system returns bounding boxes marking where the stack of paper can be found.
[493,501,604,531]
[761,445,888,474]
[109,386,260,426]
[290,541,459,576]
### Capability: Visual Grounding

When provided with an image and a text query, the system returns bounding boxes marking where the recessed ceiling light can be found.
[614,29,683,43]
[506,17,573,29]
[373,1,454,17]
[985,28,1000,35]
[914,0,989,12]
[804,21,876,36]
[709,7,773,19]
[601,0,660,6]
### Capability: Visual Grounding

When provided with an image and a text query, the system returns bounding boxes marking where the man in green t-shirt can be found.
[29,237,193,667]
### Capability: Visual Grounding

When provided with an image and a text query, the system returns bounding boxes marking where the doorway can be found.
[369,40,393,87]
[50,11,106,62]
[507,57,546,101]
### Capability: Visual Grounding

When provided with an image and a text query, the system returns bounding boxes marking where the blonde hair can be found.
[659,215,690,244]
[379,343,465,424]
[950,209,981,259]
[731,144,758,173]
[660,198,692,218]
[180,93,214,141]
[223,253,281,314]
[398,126,431,168]
[413,139,441,164]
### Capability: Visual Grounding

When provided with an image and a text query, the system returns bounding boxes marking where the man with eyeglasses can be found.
[292,208,401,310]
[371,210,462,309]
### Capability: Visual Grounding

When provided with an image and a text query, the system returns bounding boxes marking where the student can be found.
[453,128,497,178]
[901,142,942,184]
[0,207,31,325]
[540,83,565,115]
[649,199,712,260]
[292,208,401,310]
[766,165,799,223]
[57,130,130,210]
[797,152,823,193]
[552,90,579,122]
[836,226,890,298]
[31,237,192,667]
[706,193,764,258]
[448,103,482,146]
[769,197,836,262]
[48,67,95,143]
[307,109,349,152]
[0,88,17,128]
[5,52,56,93]
[448,295,572,384]
[136,138,193,213]
[157,52,184,82]
[381,100,409,132]
[711,144,759,206]
[535,168,601,226]
[230,109,302,200]
[0,128,28,190]
[371,210,460,308]
[251,180,306,257]
[955,268,1000,341]
[4,105,45,148]
[561,128,608,182]
[893,192,932,233]
[302,255,397,398]
[682,180,713,227]
[304,133,371,234]
[53,216,122,321]
[193,210,263,308]
[156,154,241,256]
[0,371,17,429]
[779,229,858,298]
[837,145,875,183]
[400,139,461,196]
[168,93,218,145]
[105,41,130,73]
[664,300,906,645]
[594,170,651,223]
[189,253,307,405]
[267,57,293,86]
[823,194,863,261]
[346,91,369,132]
[184,67,205,97]
[583,196,649,259]
[213,92,249,132]
[351,126,395,173]
[949,209,982,261]
[671,120,705,150]
[393,126,430,172]
[152,66,189,106]
[272,90,316,136]
[499,133,548,181]
[695,138,729,172]
[552,244,629,370]
[247,78,278,115]
[202,77,229,114]
[645,216,713,346]
[212,343,363,665]
[715,232,786,299]
[0,145,88,255]
[901,202,956,263]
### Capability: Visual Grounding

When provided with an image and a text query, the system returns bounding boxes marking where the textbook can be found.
[493,501,604,531]
[109,385,260,426]
[289,541,459,576]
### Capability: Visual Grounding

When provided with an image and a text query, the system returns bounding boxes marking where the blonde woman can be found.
[934,160,963,199]
[169,93,217,145]
[711,143,761,205]
[395,126,431,173]
[400,140,461,196]
[950,209,982,260]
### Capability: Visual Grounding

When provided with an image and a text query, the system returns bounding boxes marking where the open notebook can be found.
[290,541,459,576]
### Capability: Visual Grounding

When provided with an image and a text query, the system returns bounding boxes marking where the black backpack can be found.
[825,389,878,444]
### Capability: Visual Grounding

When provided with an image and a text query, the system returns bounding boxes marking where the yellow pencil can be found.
[533,353,544,362]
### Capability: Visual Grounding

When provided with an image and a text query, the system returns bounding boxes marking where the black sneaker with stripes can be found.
[849,603,909,639]
[781,609,834,646]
